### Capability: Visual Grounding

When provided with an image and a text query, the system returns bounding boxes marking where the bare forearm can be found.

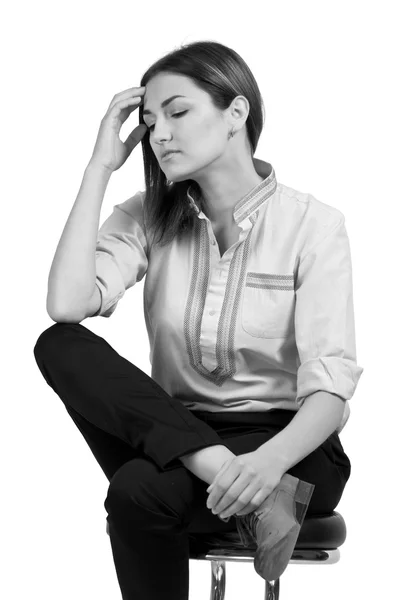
[46,161,112,319]
[256,391,346,472]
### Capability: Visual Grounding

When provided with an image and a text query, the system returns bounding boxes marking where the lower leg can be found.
[108,519,190,600]
[179,444,236,485]
[34,323,230,475]
[66,399,236,487]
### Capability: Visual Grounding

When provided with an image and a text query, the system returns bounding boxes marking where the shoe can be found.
[235,473,315,581]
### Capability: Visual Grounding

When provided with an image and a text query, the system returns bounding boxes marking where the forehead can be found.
[143,73,205,112]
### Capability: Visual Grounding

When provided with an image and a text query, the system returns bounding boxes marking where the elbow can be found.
[46,296,85,324]
[46,306,85,324]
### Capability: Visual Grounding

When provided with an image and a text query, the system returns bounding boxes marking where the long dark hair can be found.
[138,40,265,247]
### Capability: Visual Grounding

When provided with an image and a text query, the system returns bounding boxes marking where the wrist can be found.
[86,160,113,179]
[253,441,290,474]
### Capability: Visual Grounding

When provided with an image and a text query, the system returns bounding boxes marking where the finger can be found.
[206,457,235,492]
[108,86,146,111]
[207,464,238,508]
[207,485,228,510]
[219,498,253,519]
[215,478,263,516]
[235,488,267,518]
[211,473,247,512]
[124,123,148,154]
[110,96,143,131]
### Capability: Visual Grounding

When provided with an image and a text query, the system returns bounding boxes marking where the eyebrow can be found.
[143,95,187,116]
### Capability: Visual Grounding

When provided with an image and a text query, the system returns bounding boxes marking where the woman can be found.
[34,40,363,600]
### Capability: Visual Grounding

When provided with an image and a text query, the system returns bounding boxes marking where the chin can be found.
[169,174,190,184]
[163,165,192,183]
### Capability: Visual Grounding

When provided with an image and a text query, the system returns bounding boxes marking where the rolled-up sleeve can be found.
[294,216,364,407]
[92,191,148,318]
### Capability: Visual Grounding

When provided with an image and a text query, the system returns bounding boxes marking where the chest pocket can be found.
[241,272,295,339]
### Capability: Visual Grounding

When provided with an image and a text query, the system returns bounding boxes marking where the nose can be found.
[151,122,173,145]
[153,131,173,145]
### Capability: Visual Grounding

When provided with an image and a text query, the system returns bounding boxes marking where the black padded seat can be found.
[187,509,346,557]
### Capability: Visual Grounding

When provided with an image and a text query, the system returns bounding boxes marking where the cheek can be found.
[201,117,219,135]
[194,120,224,149]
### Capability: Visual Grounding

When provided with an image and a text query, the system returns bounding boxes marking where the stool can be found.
[105,510,346,599]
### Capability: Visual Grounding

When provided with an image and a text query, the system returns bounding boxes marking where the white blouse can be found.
[93,158,363,430]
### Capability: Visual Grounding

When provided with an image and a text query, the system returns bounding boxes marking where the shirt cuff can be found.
[92,252,126,317]
[296,356,364,408]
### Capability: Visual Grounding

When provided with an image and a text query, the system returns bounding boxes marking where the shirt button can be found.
[212,240,216,245]
[209,310,216,316]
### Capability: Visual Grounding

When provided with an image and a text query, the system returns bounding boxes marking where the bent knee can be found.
[33,323,84,360]
[107,458,159,500]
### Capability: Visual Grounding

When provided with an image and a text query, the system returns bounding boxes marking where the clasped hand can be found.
[206,449,286,520]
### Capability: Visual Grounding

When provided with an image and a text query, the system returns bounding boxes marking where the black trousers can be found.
[33,323,351,600]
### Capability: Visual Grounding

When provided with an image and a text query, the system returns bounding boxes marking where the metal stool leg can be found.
[265,579,280,600]
[210,560,226,600]
[209,560,280,600]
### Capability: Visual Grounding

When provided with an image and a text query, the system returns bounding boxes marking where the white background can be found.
[2,1,396,598]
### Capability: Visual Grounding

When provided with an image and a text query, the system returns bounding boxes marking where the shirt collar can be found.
[186,159,277,226]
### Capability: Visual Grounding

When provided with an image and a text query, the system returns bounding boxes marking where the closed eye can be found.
[147,111,188,132]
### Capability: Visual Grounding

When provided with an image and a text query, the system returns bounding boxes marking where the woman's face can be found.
[142,72,230,183]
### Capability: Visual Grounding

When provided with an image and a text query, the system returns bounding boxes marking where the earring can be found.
[228,128,235,140]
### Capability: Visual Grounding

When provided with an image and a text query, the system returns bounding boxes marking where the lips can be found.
[162,151,180,160]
